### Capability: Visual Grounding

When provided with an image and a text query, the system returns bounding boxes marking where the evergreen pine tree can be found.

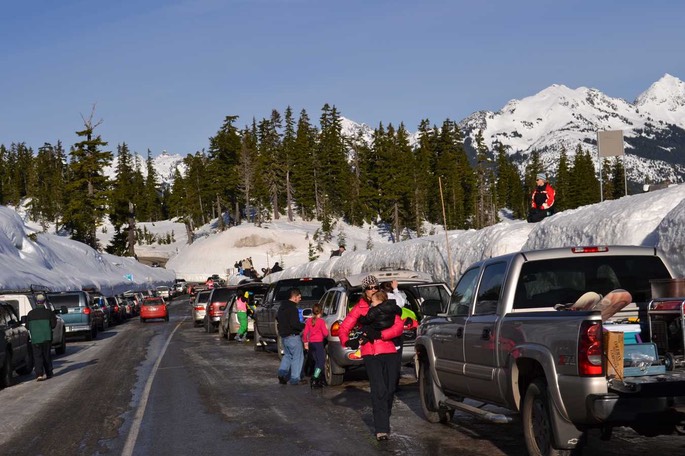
[554,147,571,212]
[63,110,112,249]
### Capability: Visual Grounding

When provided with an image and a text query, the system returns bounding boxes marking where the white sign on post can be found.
[597,130,624,157]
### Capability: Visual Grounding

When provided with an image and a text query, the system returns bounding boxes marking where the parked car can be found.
[47,291,99,341]
[91,295,112,330]
[0,301,33,388]
[156,286,172,300]
[253,277,336,355]
[204,287,238,333]
[174,279,187,296]
[140,297,168,323]
[191,290,211,327]
[0,291,67,356]
[219,282,269,340]
[320,270,451,386]
[118,296,135,319]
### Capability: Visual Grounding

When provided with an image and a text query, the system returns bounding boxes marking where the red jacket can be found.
[531,183,555,210]
[302,317,328,343]
[339,297,404,357]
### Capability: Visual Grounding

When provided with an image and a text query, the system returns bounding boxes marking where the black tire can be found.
[419,359,454,423]
[324,351,344,386]
[1,350,13,388]
[16,348,34,375]
[140,317,145,323]
[165,315,169,322]
[85,326,94,341]
[522,379,570,456]
[55,333,67,356]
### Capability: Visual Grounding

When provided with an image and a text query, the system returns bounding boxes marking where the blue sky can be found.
[2,0,684,157]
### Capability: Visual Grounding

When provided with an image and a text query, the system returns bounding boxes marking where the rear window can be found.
[274,279,335,302]
[196,291,211,304]
[209,288,237,303]
[513,255,671,310]
[143,298,165,306]
[49,294,83,308]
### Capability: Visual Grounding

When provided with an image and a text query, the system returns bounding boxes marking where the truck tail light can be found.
[331,321,341,337]
[83,307,91,315]
[578,320,604,376]
[571,246,609,254]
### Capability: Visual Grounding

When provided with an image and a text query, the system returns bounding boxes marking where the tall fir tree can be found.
[554,147,571,212]
[291,109,318,221]
[569,145,600,208]
[63,111,112,249]
[143,150,162,221]
[208,115,241,229]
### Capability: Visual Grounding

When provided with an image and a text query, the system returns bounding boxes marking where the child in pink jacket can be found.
[302,303,329,387]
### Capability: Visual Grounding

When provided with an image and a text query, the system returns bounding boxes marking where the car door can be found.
[432,267,479,395]
[463,261,507,402]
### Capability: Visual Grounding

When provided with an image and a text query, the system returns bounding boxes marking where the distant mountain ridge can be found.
[114,74,685,187]
[456,73,685,184]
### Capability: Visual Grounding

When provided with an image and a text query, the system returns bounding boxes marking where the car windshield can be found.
[143,299,164,306]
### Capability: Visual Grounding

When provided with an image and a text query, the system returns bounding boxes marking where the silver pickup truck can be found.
[415,245,685,456]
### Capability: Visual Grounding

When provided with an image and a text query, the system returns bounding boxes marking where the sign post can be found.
[597,130,626,201]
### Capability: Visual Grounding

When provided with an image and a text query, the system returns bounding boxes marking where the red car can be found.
[140,297,169,323]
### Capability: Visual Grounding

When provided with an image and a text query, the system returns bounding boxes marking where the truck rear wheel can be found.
[1,350,13,388]
[419,359,453,423]
[522,379,570,456]
[324,351,344,386]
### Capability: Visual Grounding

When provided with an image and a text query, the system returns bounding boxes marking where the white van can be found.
[0,292,67,355]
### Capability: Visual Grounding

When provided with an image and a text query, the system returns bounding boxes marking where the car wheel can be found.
[17,348,34,375]
[165,315,169,322]
[140,317,145,323]
[1,350,12,388]
[85,326,94,341]
[419,359,453,423]
[324,351,344,386]
[56,332,67,356]
[522,378,570,456]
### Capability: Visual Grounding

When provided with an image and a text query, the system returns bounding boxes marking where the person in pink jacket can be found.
[338,274,404,441]
[302,302,329,387]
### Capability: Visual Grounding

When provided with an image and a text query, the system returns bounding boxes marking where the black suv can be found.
[0,301,33,388]
[253,277,336,354]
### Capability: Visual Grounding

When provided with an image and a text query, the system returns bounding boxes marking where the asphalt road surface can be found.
[1,296,683,456]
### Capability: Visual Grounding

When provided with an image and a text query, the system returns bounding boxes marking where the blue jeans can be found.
[278,335,304,384]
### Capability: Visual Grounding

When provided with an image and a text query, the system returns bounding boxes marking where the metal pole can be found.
[598,131,604,202]
[623,154,628,197]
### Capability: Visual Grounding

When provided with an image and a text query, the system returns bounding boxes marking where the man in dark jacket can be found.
[27,294,57,381]
[276,288,305,385]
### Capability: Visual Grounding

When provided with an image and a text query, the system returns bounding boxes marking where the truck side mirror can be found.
[421,299,443,317]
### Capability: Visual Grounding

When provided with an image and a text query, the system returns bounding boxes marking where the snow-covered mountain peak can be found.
[635,74,685,125]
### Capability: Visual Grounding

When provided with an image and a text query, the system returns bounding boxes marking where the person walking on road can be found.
[276,288,306,385]
[27,293,57,381]
[339,275,404,441]
[235,292,249,342]
[302,302,329,387]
